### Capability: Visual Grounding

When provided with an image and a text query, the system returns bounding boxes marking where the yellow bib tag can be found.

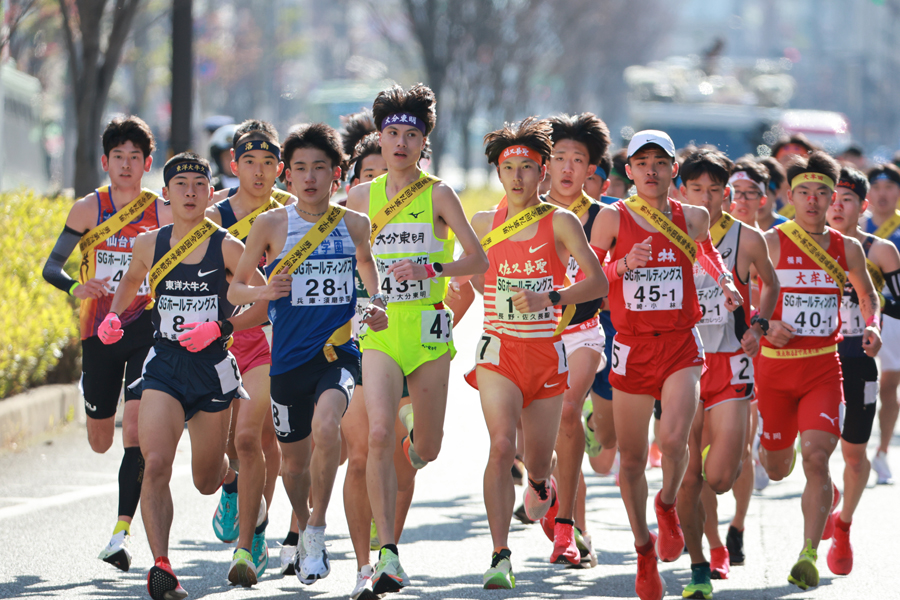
[148,218,220,301]
[268,205,347,282]
[778,203,796,219]
[624,195,697,263]
[480,203,556,252]
[271,189,293,205]
[78,187,159,283]
[709,212,736,247]
[776,221,846,289]
[874,210,900,240]
[370,174,439,244]
[567,192,593,219]
[228,199,281,241]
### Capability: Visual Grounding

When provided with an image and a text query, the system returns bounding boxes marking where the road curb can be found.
[0,384,83,448]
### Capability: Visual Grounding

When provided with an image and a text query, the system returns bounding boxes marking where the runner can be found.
[677,149,780,598]
[536,112,610,568]
[757,151,881,591]
[861,163,900,484]
[825,166,900,575]
[755,157,789,232]
[98,152,268,599]
[344,83,488,594]
[589,130,742,600]
[41,116,168,571]
[206,119,290,580]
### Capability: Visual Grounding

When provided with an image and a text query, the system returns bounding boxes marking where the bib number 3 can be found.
[421,309,453,343]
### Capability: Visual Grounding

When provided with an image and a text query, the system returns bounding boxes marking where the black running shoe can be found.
[726,525,745,565]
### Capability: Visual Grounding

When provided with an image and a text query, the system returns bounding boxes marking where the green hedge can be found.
[0,192,80,399]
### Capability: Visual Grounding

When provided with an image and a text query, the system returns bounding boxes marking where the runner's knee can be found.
[488,435,516,467]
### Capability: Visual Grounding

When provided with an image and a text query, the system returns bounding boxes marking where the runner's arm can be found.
[42,225,81,294]
[227,213,291,306]
[46,197,114,299]
[845,236,882,357]
[108,232,154,315]
[747,228,779,321]
[431,184,489,277]
[222,234,270,331]
[204,204,223,226]
[555,210,608,304]
[347,211,383,306]
[459,211,495,296]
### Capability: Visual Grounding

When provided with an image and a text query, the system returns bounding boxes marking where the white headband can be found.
[728,171,766,196]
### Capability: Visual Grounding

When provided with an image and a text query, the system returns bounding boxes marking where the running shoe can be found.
[682,561,712,599]
[148,557,188,600]
[511,456,525,486]
[98,530,132,572]
[399,405,427,469]
[539,494,559,541]
[583,398,602,457]
[635,532,665,600]
[752,433,769,491]
[701,445,710,482]
[574,528,598,568]
[787,539,819,590]
[550,522,580,566]
[251,519,269,577]
[227,548,257,588]
[872,450,894,485]
[512,503,535,525]
[298,528,330,584]
[523,476,556,522]
[369,518,380,551]
[351,565,377,600]
[654,492,685,562]
[725,525,744,565]
[709,546,729,580]
[278,543,296,576]
[648,442,663,469]
[821,483,841,541]
[483,548,515,589]
[290,536,307,575]
[212,488,239,543]
[827,512,852,575]
[372,547,409,595]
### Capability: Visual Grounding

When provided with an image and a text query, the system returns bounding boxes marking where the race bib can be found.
[554,340,568,373]
[566,255,580,284]
[477,333,501,366]
[95,249,150,295]
[697,286,727,325]
[376,255,429,302]
[495,276,554,322]
[421,309,453,344]
[611,339,631,376]
[729,353,754,386]
[623,267,683,311]
[781,292,838,336]
[290,257,354,307]
[156,294,218,341]
[213,354,241,395]
[839,296,864,337]
[271,399,292,438]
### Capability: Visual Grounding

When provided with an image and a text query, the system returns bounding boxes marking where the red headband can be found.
[498,145,543,166]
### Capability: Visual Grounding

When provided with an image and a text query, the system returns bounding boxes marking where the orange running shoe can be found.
[654,492,684,562]
[635,532,666,600]
[827,512,853,575]
[148,557,188,600]
[539,494,559,542]
[710,545,730,580]
[821,483,841,540]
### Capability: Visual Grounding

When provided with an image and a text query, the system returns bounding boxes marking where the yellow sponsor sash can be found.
[624,195,697,263]
[78,187,159,283]
[480,203,556,252]
[776,221,846,289]
[874,210,900,240]
[709,212,736,247]
[866,258,886,293]
[271,189,293,204]
[147,218,220,301]
[567,192,593,218]
[228,198,282,241]
[370,174,440,243]
[761,343,837,359]
[778,203,796,219]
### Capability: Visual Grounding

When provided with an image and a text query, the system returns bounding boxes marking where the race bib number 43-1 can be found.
[623,267,683,311]
[495,276,553,321]
[697,286,727,325]
[290,258,354,307]
[95,249,150,295]
[376,255,429,302]
[156,295,218,341]
[781,292,838,336]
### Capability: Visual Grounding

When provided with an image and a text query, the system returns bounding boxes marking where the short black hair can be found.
[282,123,345,172]
[102,115,156,159]
[341,110,376,158]
[349,132,381,182]
[547,112,611,165]
[731,157,770,188]
[786,150,841,187]
[372,84,437,135]
[757,156,786,192]
[867,162,900,188]
[597,152,613,182]
[772,133,817,157]
[838,166,870,202]
[483,116,553,166]
[233,119,280,149]
[612,148,629,180]
[679,149,733,186]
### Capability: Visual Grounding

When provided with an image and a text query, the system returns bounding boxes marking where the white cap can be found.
[627,130,676,159]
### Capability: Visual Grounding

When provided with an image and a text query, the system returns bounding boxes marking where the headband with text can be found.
[791,172,835,191]
[729,171,766,196]
[164,160,211,187]
[381,113,426,134]
[235,139,281,163]
[498,145,544,166]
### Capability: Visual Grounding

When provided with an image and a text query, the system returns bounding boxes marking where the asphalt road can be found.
[2,298,899,600]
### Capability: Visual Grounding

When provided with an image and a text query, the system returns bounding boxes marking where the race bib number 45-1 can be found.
[623,267,683,311]
[495,276,553,322]
[376,255,429,302]
[290,258,354,307]
[697,286,727,325]
[156,295,218,341]
[781,292,838,336]
[95,249,150,295]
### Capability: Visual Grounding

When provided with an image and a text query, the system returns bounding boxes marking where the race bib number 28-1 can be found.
[290,258,354,307]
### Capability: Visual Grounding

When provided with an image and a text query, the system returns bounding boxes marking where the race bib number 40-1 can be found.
[156,295,218,341]
[95,249,150,295]
[623,267,683,311]
[495,276,553,322]
[697,286,727,325]
[290,258,354,307]
[376,255,429,302]
[781,292,838,336]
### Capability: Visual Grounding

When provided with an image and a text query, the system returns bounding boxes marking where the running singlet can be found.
[368,172,454,304]
[607,199,702,336]
[839,236,876,359]
[80,187,161,339]
[150,226,235,355]
[555,199,603,328]
[763,226,848,352]
[693,219,750,353]
[483,206,567,340]
[863,214,900,299]
[215,196,269,271]
[265,207,358,375]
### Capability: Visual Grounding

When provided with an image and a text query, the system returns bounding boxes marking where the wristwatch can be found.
[369,293,387,306]
[750,315,769,336]
[548,290,562,305]
[432,262,444,275]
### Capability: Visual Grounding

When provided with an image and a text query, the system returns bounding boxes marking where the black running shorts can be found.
[839,355,878,445]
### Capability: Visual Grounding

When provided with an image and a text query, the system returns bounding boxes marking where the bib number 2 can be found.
[421,309,452,343]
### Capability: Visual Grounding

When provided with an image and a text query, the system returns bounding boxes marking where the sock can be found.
[155,555,170,567]
[222,472,238,494]
[239,547,251,554]
[284,531,299,546]
[381,543,398,556]
[117,446,144,518]
[255,517,268,535]
[836,517,851,531]
[113,520,131,536]
[691,561,711,570]
[555,517,575,526]
[656,494,675,512]
[493,546,510,556]
[635,538,654,555]
[307,524,325,536]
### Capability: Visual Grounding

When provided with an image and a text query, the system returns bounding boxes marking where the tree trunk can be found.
[170,0,193,155]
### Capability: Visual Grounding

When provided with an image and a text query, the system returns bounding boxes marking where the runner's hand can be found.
[862,326,882,358]
[446,280,462,302]
[740,327,760,358]
[177,321,222,352]
[259,265,292,301]
[73,276,112,299]
[626,237,653,269]
[386,259,429,282]
[765,320,795,348]
[98,312,123,345]
[509,286,550,313]
[722,280,743,312]
[361,303,388,332]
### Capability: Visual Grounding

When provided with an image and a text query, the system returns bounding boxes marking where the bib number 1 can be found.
[421,309,453,343]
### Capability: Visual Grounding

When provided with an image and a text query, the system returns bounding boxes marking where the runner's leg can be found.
[342,384,373,569]
[234,365,270,552]
[307,389,346,527]
[612,390,655,545]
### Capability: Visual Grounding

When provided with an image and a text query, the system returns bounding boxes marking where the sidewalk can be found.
[0,383,83,450]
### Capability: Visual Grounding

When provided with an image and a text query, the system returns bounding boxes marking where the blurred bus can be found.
[0,64,50,193]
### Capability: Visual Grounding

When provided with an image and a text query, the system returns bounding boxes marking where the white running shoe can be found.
[279,544,297,576]
[523,476,556,521]
[872,450,894,485]
[752,434,769,491]
[290,534,307,575]
[298,529,330,584]
[98,530,132,572]
[351,565,377,600]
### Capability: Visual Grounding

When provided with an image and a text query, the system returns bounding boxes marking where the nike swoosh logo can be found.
[210,398,228,403]
[410,211,425,218]
[198,269,218,277]
[529,243,548,253]
[543,382,559,388]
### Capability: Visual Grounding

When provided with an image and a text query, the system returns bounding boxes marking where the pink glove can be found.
[98,312,123,345]
[177,321,221,352]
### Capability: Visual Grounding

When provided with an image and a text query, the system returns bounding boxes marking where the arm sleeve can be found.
[884,267,900,300]
[42,225,82,293]
[697,235,729,282]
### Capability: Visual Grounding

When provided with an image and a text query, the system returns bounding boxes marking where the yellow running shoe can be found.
[787,539,819,590]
